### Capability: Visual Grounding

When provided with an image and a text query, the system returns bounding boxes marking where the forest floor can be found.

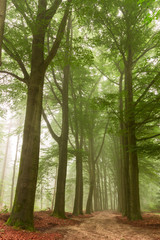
[0,210,160,239]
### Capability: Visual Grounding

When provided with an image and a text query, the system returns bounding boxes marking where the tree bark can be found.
[108,175,113,210]
[51,165,58,211]
[53,18,70,218]
[0,120,11,208]
[118,72,131,217]
[124,37,141,219]
[86,137,95,214]
[73,149,83,215]
[72,90,84,216]
[0,0,7,65]
[10,133,20,211]
[7,67,45,230]
[102,158,108,210]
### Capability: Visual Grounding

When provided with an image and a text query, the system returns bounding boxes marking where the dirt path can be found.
[47,211,160,240]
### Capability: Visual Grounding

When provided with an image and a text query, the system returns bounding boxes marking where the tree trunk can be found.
[86,137,95,214]
[0,0,7,65]
[125,43,141,220]
[10,133,20,211]
[73,95,84,216]
[93,170,98,211]
[108,175,113,210]
[53,19,70,218]
[7,69,45,230]
[96,162,102,211]
[73,150,83,215]
[0,120,11,208]
[72,88,84,216]
[40,182,43,210]
[102,159,108,210]
[51,165,58,211]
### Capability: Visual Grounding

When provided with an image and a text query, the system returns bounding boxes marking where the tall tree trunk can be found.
[72,88,84,216]
[108,175,113,210]
[0,0,7,65]
[125,42,141,220]
[40,182,43,210]
[93,170,98,211]
[0,120,11,208]
[53,19,70,218]
[118,70,131,218]
[7,69,45,230]
[51,165,58,211]
[86,137,95,214]
[72,92,84,215]
[100,163,104,210]
[119,74,126,214]
[102,158,108,210]
[73,149,83,215]
[96,162,102,211]
[10,133,20,211]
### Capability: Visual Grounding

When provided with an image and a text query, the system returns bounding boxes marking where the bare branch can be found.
[42,108,60,144]
[135,72,160,106]
[47,105,61,130]
[12,0,33,32]
[24,0,34,22]
[3,38,30,82]
[52,68,62,94]
[94,64,119,85]
[0,71,27,84]
[44,0,71,70]
[95,119,110,163]
[46,77,62,106]
[133,44,158,64]
[137,133,160,141]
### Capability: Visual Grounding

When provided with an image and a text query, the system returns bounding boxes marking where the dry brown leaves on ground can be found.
[0,211,160,239]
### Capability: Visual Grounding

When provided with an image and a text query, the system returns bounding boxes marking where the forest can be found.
[0,0,160,239]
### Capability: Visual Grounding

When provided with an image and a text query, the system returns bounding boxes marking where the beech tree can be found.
[0,0,71,230]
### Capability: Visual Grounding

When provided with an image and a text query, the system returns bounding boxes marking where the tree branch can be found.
[3,38,30,83]
[46,77,62,106]
[42,108,60,144]
[45,0,63,21]
[135,72,160,106]
[133,44,158,64]
[94,64,119,85]
[137,133,160,141]
[44,0,71,70]
[52,68,62,94]
[24,0,35,22]
[12,0,33,32]
[47,105,61,130]
[95,119,110,163]
[105,19,126,63]
[0,71,27,84]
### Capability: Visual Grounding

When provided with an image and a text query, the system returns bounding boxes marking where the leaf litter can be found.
[0,211,160,239]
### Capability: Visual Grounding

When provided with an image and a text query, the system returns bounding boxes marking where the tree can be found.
[2,0,71,230]
[42,15,71,218]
